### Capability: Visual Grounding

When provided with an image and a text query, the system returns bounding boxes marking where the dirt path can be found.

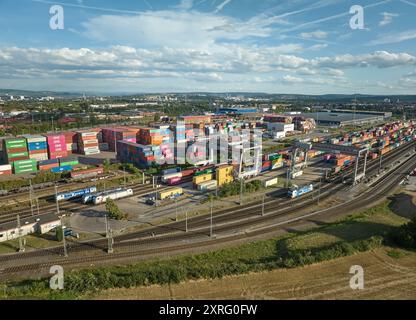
[92,248,416,300]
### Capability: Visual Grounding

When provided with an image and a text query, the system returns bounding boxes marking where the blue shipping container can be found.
[50,165,73,173]
[39,159,59,165]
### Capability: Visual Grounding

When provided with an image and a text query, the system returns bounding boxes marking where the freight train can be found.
[55,186,97,201]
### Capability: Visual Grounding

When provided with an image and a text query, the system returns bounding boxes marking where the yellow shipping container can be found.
[157,187,183,200]
[216,165,234,186]
[193,173,213,186]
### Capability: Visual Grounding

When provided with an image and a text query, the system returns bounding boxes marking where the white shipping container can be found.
[197,180,217,191]
[80,132,98,138]
[291,170,303,179]
[82,146,100,151]
[263,177,278,187]
[25,136,47,143]
[29,153,48,161]
[82,139,99,145]
[0,164,12,171]
[83,150,100,155]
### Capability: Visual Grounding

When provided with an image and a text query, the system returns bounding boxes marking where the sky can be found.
[0,0,415,94]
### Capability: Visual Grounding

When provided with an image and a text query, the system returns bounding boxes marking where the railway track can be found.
[0,139,414,279]
[0,182,169,223]
[0,150,414,280]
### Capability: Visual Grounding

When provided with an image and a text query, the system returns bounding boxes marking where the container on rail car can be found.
[288,184,314,199]
[56,186,97,201]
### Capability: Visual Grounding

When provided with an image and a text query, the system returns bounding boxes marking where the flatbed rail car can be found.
[56,186,97,201]
[288,184,314,199]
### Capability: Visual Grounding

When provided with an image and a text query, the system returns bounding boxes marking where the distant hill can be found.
[0,89,415,102]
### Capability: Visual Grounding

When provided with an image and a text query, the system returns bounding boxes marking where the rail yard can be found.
[0,113,415,282]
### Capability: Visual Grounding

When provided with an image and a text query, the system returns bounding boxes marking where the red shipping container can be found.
[49,151,68,159]
[6,147,28,153]
[39,163,59,171]
[9,156,30,162]
[29,149,48,155]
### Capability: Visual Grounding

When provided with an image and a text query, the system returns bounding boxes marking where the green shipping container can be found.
[13,159,36,166]
[14,167,37,174]
[60,160,79,167]
[8,151,29,158]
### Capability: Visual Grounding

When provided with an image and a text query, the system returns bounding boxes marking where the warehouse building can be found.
[0,213,61,243]
[303,111,387,127]
[216,108,258,115]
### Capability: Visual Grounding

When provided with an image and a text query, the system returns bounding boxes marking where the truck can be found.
[288,184,314,199]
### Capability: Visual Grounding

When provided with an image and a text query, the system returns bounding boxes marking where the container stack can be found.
[102,128,137,151]
[117,141,155,168]
[216,165,234,187]
[137,127,169,146]
[2,138,29,164]
[0,164,12,176]
[76,130,100,155]
[23,135,48,161]
[59,156,79,167]
[45,134,68,159]
[63,131,77,154]
[13,159,37,174]
[38,159,59,171]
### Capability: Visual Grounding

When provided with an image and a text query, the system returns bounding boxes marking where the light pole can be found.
[55,185,67,257]
[317,177,322,206]
[210,198,213,238]
[239,178,244,205]
[261,193,265,216]
[185,209,188,233]
[17,214,25,252]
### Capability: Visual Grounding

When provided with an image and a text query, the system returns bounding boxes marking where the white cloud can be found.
[379,12,398,27]
[369,30,416,45]
[214,0,233,13]
[299,30,328,39]
[175,0,194,10]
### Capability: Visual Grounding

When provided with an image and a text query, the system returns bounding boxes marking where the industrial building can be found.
[216,108,258,115]
[0,213,61,243]
[303,111,387,127]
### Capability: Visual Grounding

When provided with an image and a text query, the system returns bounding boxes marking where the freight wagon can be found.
[93,188,133,205]
[288,184,314,199]
[70,167,104,180]
[56,186,97,201]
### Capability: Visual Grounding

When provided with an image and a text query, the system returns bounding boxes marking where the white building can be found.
[267,122,295,133]
[0,213,61,243]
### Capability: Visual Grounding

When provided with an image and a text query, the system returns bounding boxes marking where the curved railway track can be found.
[0,140,415,279]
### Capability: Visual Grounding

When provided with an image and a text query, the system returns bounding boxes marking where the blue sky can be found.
[0,0,415,94]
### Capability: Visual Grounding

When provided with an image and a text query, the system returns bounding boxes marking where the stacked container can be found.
[38,159,59,171]
[137,127,172,146]
[59,156,79,167]
[117,141,155,168]
[77,130,100,155]
[2,138,29,163]
[13,159,37,174]
[63,131,77,154]
[23,135,48,161]
[0,164,12,176]
[45,134,68,159]
[102,128,137,151]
